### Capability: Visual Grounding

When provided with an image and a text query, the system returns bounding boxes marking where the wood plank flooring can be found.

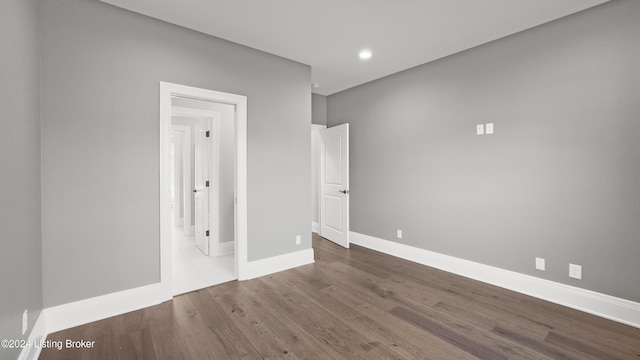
[39,233,640,359]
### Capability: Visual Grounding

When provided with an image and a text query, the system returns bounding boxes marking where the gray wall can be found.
[312,93,327,126]
[41,0,311,307]
[328,0,640,302]
[0,0,43,358]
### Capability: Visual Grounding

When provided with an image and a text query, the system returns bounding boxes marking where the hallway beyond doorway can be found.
[172,226,235,295]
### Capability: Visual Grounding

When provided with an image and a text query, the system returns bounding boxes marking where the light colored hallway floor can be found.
[172,225,236,295]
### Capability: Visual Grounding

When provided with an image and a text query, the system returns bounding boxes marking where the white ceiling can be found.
[100,0,608,96]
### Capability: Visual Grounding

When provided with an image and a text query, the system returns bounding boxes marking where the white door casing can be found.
[320,124,350,248]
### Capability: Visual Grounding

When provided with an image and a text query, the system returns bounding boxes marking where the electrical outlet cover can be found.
[569,263,582,280]
[535,257,545,271]
[22,310,28,335]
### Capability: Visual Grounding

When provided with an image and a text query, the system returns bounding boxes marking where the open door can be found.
[194,118,211,255]
[320,124,350,248]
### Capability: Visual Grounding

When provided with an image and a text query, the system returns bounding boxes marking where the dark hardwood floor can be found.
[40,233,640,359]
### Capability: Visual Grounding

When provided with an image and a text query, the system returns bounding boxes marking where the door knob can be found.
[339,190,350,194]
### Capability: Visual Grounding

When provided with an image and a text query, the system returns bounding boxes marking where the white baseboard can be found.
[18,248,314,358]
[18,312,47,360]
[42,283,164,335]
[217,241,235,256]
[243,248,315,280]
[311,222,319,233]
[350,231,640,329]
[18,284,162,360]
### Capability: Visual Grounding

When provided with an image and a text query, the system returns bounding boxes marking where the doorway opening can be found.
[170,100,235,295]
[160,82,248,300]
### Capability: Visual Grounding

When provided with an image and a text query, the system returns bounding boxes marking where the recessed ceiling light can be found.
[311,83,320,89]
[359,49,372,60]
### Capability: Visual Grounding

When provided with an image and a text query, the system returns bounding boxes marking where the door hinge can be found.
[206,230,210,237]
[206,131,210,137]
[206,180,210,187]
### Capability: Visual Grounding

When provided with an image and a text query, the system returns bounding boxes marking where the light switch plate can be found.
[486,123,494,134]
[476,124,484,135]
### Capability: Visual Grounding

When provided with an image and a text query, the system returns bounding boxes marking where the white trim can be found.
[311,221,319,233]
[22,247,311,358]
[43,284,163,335]
[242,249,315,280]
[18,312,47,360]
[160,82,248,301]
[172,106,220,118]
[217,241,235,256]
[19,284,164,359]
[350,231,640,329]
[22,247,310,354]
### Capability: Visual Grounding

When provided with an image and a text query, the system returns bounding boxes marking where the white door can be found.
[320,124,350,248]
[194,119,211,255]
